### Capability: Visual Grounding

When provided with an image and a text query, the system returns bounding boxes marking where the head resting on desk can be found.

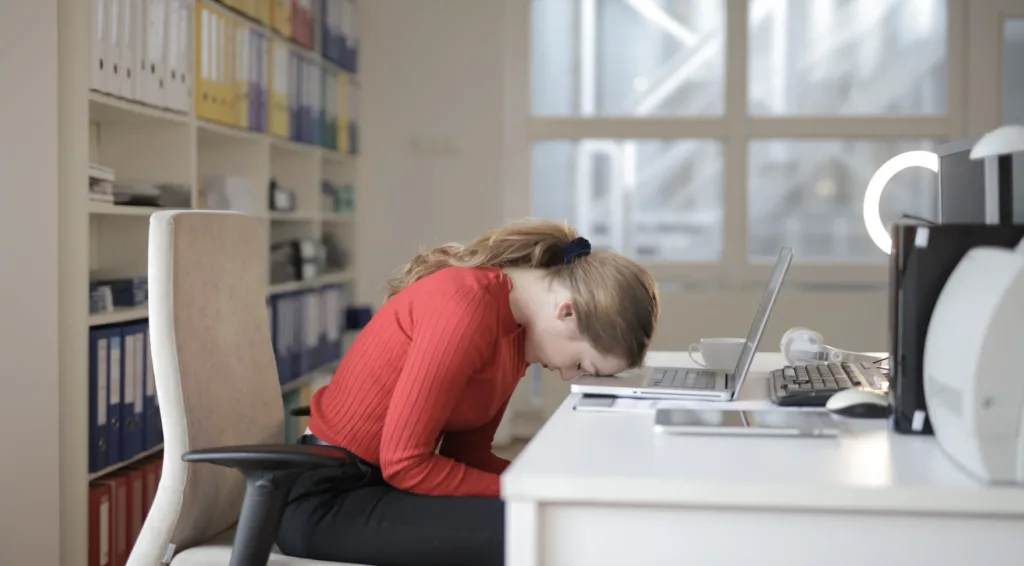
[386,218,660,381]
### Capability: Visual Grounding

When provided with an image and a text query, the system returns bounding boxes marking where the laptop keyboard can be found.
[650,368,720,390]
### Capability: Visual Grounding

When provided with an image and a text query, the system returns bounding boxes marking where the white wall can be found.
[356,0,894,423]
[356,0,508,302]
[0,0,62,563]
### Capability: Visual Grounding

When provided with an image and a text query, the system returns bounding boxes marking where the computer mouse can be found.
[825,388,892,419]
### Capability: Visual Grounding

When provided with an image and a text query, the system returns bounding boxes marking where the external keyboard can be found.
[650,368,720,390]
[769,361,889,407]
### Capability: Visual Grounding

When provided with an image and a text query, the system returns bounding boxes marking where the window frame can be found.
[504,0,970,288]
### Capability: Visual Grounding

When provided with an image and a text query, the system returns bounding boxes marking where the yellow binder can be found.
[252,0,272,26]
[194,2,218,121]
[227,0,256,18]
[233,15,251,128]
[195,2,235,125]
[270,0,292,37]
[217,7,236,125]
[268,38,291,138]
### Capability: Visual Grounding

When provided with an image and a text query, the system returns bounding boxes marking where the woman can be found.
[277,219,659,566]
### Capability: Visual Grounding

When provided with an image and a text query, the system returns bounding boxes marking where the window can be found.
[531,0,725,116]
[532,139,724,260]
[747,138,939,262]
[1004,18,1024,219]
[748,0,947,116]
[528,0,955,283]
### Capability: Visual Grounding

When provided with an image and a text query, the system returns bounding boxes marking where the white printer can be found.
[923,240,1024,483]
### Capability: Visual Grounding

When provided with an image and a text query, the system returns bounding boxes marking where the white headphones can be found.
[780,327,880,366]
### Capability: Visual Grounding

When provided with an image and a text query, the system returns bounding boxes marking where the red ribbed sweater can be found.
[308,266,527,498]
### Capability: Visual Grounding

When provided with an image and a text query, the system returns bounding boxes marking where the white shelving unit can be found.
[57,1,362,563]
[87,88,359,321]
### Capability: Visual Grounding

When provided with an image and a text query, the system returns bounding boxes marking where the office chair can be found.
[127,210,366,566]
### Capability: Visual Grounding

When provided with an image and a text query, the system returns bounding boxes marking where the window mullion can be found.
[526,117,731,139]
[723,0,749,289]
[946,0,967,139]
[526,116,952,139]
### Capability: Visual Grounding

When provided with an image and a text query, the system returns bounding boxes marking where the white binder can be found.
[91,0,109,92]
[164,0,182,110]
[142,0,169,108]
[178,0,195,113]
[338,0,349,56]
[107,0,124,94]
[164,0,192,112]
[121,0,139,99]
[343,0,358,67]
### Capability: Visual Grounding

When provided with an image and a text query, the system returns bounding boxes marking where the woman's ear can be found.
[556,299,574,321]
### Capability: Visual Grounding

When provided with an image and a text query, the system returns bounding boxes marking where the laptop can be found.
[570,247,793,401]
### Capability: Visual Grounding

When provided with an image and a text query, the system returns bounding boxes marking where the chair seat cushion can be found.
[170,527,371,566]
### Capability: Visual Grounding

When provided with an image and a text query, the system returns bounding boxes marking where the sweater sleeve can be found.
[378,286,502,498]
[439,398,512,475]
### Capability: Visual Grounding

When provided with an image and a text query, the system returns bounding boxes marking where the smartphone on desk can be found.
[653,408,847,437]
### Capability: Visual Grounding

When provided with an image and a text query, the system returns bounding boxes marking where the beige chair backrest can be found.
[128,210,285,565]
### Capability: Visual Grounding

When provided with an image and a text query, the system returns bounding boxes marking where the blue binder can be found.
[89,328,113,473]
[307,59,320,146]
[296,292,307,376]
[107,328,124,466]
[121,323,146,460]
[272,295,290,384]
[249,27,262,132]
[297,291,311,376]
[317,287,330,367]
[142,323,161,449]
[321,0,338,65]
[338,0,358,73]
[289,51,303,141]
[289,293,303,380]
[300,57,314,144]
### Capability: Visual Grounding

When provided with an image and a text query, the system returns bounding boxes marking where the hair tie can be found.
[562,237,592,265]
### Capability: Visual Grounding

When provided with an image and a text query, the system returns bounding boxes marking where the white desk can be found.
[501,351,1024,566]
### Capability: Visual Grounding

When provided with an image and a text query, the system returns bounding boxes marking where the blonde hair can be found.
[386,219,659,368]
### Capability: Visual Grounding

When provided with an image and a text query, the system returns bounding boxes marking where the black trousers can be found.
[276,436,505,566]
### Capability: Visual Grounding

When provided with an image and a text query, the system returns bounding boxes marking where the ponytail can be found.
[386,219,580,300]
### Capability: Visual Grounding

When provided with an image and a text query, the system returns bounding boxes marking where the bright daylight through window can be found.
[529,0,949,268]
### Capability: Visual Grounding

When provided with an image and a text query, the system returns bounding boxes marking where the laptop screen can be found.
[731,248,793,384]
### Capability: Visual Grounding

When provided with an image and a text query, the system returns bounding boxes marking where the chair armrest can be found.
[182,443,345,471]
[288,406,310,417]
[182,443,348,566]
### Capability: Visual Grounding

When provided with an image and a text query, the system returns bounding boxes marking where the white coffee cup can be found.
[688,337,746,369]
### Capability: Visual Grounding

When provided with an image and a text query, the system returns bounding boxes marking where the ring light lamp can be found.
[862,150,939,254]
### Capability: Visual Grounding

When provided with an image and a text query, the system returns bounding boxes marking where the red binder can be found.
[290,0,313,48]
[153,456,164,486]
[125,469,146,550]
[141,460,159,516]
[97,475,129,566]
[88,483,113,566]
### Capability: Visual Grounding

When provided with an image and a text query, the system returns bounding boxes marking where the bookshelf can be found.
[60,1,362,564]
